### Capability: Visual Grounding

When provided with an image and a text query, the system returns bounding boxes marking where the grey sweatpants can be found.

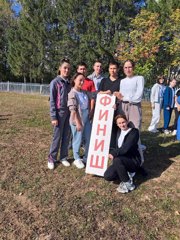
[48,111,70,162]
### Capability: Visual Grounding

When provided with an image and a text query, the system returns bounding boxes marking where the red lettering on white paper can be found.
[100,96,111,106]
[94,139,105,152]
[96,124,106,136]
[90,155,105,169]
[98,109,108,121]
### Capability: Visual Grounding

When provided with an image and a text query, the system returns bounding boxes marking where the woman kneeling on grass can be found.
[104,114,142,193]
[68,73,93,169]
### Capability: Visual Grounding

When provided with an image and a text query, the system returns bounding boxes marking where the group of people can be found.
[148,76,180,139]
[47,57,178,194]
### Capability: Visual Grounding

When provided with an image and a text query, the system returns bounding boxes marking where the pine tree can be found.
[0,0,13,81]
[8,0,55,83]
[7,0,143,82]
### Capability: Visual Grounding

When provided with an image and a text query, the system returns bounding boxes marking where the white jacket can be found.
[150,83,163,104]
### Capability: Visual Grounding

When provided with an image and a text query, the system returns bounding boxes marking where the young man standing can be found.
[77,62,96,93]
[88,60,104,91]
[163,78,177,134]
[98,60,121,148]
[98,61,120,94]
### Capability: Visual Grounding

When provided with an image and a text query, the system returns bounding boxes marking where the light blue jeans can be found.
[70,109,92,162]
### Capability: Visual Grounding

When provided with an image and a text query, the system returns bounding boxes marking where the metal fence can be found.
[0,81,50,95]
[0,81,151,100]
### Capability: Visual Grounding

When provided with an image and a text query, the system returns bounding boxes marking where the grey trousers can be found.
[48,111,70,162]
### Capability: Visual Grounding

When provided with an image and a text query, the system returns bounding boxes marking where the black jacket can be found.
[110,128,141,165]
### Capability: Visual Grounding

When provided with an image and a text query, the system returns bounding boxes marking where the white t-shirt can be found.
[118,128,131,148]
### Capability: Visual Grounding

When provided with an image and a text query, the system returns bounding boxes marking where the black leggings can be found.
[104,156,140,182]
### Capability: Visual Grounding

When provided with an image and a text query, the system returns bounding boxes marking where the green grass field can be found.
[0,92,179,240]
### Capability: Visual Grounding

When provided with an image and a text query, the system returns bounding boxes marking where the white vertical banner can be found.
[86,94,116,176]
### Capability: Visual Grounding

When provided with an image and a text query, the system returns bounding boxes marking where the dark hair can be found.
[109,60,119,68]
[168,78,177,85]
[157,75,165,84]
[77,61,87,69]
[123,59,135,69]
[115,114,128,123]
[169,78,176,82]
[57,58,70,75]
[71,72,85,87]
[94,59,102,64]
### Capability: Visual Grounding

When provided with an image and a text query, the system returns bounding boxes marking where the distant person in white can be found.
[148,76,166,133]
[88,60,104,90]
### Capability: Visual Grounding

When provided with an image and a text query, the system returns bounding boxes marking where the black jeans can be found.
[104,156,140,182]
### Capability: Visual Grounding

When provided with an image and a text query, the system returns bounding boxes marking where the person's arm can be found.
[175,95,180,111]
[89,99,95,120]
[114,91,123,100]
[73,111,83,131]
[110,129,139,157]
[50,80,58,125]
[130,76,144,103]
[68,90,83,131]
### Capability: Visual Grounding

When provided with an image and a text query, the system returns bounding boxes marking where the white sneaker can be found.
[148,129,159,133]
[61,158,70,167]
[73,159,85,169]
[164,129,170,135]
[172,130,177,136]
[48,161,54,170]
[140,144,147,151]
[116,181,135,193]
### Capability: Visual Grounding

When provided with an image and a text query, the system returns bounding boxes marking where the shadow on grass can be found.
[0,114,13,121]
[136,131,180,185]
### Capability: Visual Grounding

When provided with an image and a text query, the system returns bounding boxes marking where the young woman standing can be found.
[48,59,71,170]
[148,76,166,133]
[68,73,93,169]
[116,59,144,130]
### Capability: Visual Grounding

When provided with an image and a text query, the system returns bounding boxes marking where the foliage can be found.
[0,0,13,81]
[2,0,180,83]
[167,9,180,66]
[117,10,164,84]
[7,0,139,83]
[7,0,54,83]
[117,7,180,85]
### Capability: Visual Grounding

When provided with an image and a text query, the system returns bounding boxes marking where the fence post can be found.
[7,81,10,92]
[40,84,42,94]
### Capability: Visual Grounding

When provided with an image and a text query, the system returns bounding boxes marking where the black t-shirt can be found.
[98,77,120,93]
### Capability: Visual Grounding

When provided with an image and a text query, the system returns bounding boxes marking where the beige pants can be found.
[121,102,142,130]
